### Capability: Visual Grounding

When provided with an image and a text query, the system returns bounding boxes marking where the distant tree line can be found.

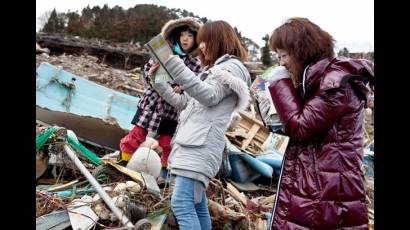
[40,5,374,65]
[41,4,180,43]
[40,4,258,50]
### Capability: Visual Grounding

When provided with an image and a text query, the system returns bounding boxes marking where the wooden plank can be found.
[238,120,252,130]
[239,112,267,130]
[251,141,263,151]
[47,179,80,192]
[250,104,256,119]
[255,218,267,230]
[226,129,249,139]
[37,178,69,185]
[226,182,248,206]
[253,132,269,143]
[259,194,276,205]
[241,124,260,150]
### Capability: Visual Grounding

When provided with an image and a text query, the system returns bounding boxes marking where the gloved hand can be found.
[266,66,291,84]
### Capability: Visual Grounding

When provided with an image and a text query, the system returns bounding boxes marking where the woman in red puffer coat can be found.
[266,17,374,230]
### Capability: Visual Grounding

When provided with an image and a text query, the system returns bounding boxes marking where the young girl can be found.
[149,20,251,230]
[119,18,202,171]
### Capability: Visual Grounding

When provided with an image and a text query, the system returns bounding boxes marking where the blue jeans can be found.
[171,176,211,230]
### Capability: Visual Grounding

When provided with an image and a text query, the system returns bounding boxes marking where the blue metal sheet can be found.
[36,63,140,131]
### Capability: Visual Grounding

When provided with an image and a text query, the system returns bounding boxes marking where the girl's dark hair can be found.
[269,17,335,81]
[197,20,248,67]
[169,25,198,53]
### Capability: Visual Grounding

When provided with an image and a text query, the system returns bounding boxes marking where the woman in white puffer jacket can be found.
[149,20,251,230]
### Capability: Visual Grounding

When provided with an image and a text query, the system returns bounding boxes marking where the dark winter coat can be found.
[268,57,374,230]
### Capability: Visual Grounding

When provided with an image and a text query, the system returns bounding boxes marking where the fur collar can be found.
[161,17,203,57]
[209,67,251,113]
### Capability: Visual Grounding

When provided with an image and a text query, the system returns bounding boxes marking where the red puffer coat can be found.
[268,57,374,230]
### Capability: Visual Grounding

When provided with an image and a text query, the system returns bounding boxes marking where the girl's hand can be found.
[148,63,160,80]
[173,85,182,94]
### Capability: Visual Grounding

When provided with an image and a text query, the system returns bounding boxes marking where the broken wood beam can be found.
[226,182,248,206]
[259,194,276,206]
[241,124,260,150]
[208,199,246,221]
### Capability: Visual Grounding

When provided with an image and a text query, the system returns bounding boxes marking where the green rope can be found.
[36,127,59,152]
[66,135,102,165]
[36,126,102,166]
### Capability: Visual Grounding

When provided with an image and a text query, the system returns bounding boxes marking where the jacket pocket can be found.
[174,120,212,147]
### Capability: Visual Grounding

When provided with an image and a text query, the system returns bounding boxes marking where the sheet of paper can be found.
[145,34,174,83]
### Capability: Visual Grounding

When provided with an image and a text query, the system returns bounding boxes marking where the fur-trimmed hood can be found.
[209,55,251,113]
[161,17,202,56]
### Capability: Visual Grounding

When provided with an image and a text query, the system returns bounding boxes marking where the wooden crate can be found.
[225,112,271,155]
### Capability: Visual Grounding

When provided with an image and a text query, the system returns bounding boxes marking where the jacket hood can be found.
[305,57,374,106]
[161,17,202,56]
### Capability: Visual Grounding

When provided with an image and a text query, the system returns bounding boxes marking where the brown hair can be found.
[197,20,248,67]
[269,17,335,84]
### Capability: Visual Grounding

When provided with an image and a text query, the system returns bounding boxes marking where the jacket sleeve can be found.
[165,55,232,107]
[268,78,349,142]
[152,82,189,111]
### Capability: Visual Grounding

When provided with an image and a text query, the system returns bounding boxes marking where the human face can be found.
[180,30,195,52]
[199,41,209,60]
[277,49,290,68]
[277,49,296,76]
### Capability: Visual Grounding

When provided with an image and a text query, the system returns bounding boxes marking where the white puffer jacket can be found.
[153,54,251,187]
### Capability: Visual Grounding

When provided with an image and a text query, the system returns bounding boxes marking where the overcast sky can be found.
[36,0,374,52]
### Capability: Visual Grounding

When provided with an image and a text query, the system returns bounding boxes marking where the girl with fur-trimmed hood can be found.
[119,17,203,170]
[148,20,251,230]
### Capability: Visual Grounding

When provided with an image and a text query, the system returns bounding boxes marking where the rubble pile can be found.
[36,36,374,229]
[37,32,148,54]
[36,33,150,70]
[36,99,374,230]
[35,120,280,229]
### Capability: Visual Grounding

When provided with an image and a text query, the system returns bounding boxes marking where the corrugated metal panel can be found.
[36,62,139,131]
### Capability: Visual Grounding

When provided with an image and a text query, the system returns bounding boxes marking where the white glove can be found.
[266,66,291,84]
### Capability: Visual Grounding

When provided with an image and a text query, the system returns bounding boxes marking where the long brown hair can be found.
[269,17,335,85]
[197,20,248,67]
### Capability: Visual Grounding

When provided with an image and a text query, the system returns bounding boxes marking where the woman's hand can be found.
[267,66,291,84]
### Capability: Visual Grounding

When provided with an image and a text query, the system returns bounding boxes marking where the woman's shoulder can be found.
[212,56,251,86]
[318,57,372,91]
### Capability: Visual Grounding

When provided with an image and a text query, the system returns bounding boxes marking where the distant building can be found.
[349,52,374,61]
